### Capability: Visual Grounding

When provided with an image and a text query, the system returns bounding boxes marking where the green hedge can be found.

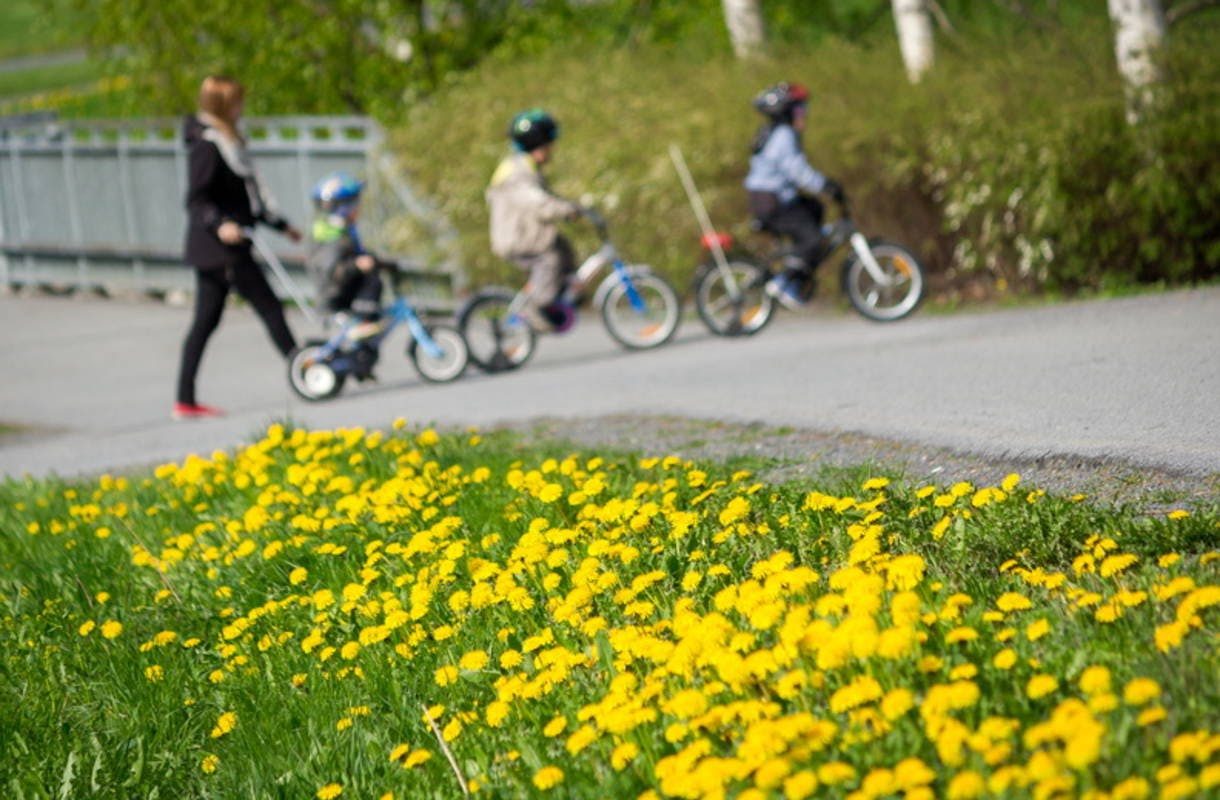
[390,23,1220,298]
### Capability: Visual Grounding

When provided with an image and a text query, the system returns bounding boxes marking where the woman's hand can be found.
[217,221,244,245]
[355,254,376,272]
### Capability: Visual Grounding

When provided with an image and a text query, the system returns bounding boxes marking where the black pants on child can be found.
[754,195,825,275]
[176,253,297,405]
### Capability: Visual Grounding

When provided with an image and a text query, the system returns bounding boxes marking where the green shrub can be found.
[390,23,1219,297]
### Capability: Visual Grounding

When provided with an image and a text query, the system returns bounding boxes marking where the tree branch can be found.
[927,0,959,37]
[1167,0,1220,25]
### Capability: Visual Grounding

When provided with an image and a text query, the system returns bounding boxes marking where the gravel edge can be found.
[493,414,1220,511]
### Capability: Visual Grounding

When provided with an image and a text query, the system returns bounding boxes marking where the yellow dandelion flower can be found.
[817,762,856,786]
[1026,674,1059,700]
[719,496,750,525]
[1123,678,1160,706]
[882,688,915,720]
[210,711,237,738]
[1088,693,1119,714]
[434,665,458,687]
[1167,510,1189,520]
[533,766,564,790]
[783,770,818,800]
[459,650,488,671]
[1099,553,1138,578]
[316,783,343,800]
[404,750,431,768]
[100,620,123,639]
[946,626,979,644]
[1137,706,1167,726]
[200,754,219,774]
[144,665,164,682]
[1110,777,1151,800]
[78,621,96,636]
[996,592,1032,612]
[565,725,596,755]
[611,742,638,771]
[1078,666,1111,695]
[1025,618,1051,641]
[947,771,986,799]
[543,717,567,738]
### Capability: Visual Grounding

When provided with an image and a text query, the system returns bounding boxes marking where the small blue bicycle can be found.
[457,209,680,372]
[287,279,469,400]
[243,227,469,401]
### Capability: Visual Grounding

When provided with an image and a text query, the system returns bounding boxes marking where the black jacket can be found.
[182,114,288,269]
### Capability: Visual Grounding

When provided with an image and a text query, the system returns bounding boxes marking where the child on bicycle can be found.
[307,171,392,380]
[744,82,846,310]
[486,109,584,331]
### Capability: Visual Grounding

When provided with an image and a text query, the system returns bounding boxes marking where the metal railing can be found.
[0,114,459,310]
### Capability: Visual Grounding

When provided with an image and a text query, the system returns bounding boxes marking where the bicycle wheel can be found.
[842,239,925,322]
[600,270,680,350]
[693,259,775,337]
[288,341,345,401]
[458,290,536,372]
[409,324,469,383]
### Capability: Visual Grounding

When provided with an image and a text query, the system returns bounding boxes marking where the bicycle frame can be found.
[313,288,444,363]
[504,229,650,322]
[818,218,894,288]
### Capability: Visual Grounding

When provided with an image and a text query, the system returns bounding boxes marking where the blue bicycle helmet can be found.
[508,109,559,153]
[311,172,364,211]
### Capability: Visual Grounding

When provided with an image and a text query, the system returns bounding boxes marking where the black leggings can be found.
[759,196,825,274]
[176,256,297,405]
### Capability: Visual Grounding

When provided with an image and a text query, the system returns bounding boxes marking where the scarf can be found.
[196,111,281,221]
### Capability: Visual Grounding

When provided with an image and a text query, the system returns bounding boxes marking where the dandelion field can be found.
[1,424,1218,800]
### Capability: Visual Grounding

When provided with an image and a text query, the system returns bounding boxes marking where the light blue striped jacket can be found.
[743,124,827,205]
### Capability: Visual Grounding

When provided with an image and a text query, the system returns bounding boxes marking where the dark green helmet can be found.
[508,109,559,152]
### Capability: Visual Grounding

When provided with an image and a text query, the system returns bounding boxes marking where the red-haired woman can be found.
[174,75,302,419]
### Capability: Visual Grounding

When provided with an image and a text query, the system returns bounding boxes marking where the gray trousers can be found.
[510,235,576,310]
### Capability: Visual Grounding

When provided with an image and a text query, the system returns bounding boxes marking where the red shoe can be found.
[172,402,226,420]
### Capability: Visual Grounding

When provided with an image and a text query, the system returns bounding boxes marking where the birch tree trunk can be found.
[722,0,766,59]
[892,0,935,83]
[1107,0,1167,123]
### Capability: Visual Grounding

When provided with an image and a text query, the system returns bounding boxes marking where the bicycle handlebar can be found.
[581,207,608,235]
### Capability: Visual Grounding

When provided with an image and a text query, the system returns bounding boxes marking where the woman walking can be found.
[174,75,301,419]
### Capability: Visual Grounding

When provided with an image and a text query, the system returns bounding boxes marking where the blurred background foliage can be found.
[9,0,1219,298]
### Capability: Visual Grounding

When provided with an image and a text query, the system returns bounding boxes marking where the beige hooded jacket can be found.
[486,153,580,259]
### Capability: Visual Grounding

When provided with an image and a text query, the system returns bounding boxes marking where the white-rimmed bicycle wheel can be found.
[842,239,925,322]
[600,271,680,350]
[694,260,775,337]
[409,324,469,383]
[458,290,536,372]
[288,342,345,401]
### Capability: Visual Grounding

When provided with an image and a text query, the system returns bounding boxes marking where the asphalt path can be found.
[1,287,1218,480]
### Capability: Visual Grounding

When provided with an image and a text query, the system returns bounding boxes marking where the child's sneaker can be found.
[765,274,808,311]
[172,402,225,420]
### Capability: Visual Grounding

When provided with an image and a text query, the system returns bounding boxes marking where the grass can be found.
[1,423,1217,798]
[0,1,86,61]
[0,58,98,100]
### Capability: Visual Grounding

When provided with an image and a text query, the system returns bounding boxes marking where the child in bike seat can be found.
[744,82,846,310]
[307,172,393,379]
[486,109,583,332]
